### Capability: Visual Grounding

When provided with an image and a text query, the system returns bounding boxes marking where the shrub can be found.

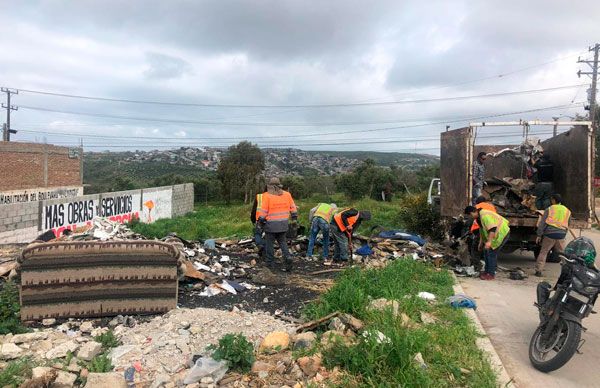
[397,193,443,240]
[83,354,113,373]
[207,333,255,373]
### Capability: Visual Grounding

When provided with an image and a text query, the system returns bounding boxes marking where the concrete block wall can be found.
[0,183,194,244]
[0,202,39,243]
[171,183,194,217]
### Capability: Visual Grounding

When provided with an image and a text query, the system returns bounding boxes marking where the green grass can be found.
[0,357,34,388]
[131,194,408,240]
[303,260,497,388]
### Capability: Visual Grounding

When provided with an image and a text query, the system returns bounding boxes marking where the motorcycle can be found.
[529,237,600,372]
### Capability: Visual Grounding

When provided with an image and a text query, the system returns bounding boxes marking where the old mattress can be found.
[19,240,179,320]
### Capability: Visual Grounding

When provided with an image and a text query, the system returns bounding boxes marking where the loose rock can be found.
[46,341,79,359]
[293,331,316,350]
[296,354,322,377]
[84,372,128,388]
[0,343,23,360]
[259,331,290,353]
[77,341,102,361]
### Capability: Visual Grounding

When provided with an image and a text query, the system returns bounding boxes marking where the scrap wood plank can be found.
[295,311,340,333]
[184,261,206,280]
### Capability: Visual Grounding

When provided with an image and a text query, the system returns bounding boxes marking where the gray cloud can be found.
[144,52,192,80]
[0,0,598,153]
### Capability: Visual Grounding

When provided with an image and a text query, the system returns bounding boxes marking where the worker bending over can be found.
[535,194,571,277]
[306,203,337,261]
[330,208,371,264]
[465,205,510,280]
[469,196,497,270]
[257,178,297,272]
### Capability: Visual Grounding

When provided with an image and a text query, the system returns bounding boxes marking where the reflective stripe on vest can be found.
[546,204,571,230]
[255,193,263,219]
[334,208,359,232]
[260,192,295,221]
[314,203,335,222]
[470,202,497,232]
[479,209,510,250]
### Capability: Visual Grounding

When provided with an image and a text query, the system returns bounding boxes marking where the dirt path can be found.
[459,229,600,387]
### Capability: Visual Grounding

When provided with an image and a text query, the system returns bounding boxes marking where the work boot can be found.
[282,261,293,272]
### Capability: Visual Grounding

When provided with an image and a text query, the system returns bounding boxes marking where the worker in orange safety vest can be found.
[257,177,298,272]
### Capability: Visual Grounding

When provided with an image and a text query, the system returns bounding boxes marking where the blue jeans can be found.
[483,233,510,276]
[331,225,350,261]
[307,217,330,258]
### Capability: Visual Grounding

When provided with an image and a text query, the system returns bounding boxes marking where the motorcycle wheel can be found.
[529,318,581,372]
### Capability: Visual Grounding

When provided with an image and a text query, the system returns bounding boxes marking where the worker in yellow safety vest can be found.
[465,205,511,280]
[535,193,571,277]
[306,203,337,261]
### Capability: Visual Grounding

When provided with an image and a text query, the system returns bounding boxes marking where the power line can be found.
[16,102,583,141]
[12,84,585,109]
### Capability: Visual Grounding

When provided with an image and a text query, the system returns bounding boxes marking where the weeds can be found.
[303,260,497,387]
[0,357,34,388]
[207,333,255,373]
[0,281,28,335]
[81,353,113,373]
[396,192,443,240]
[94,329,120,349]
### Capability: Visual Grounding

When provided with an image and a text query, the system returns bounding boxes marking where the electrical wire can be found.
[12,84,585,109]
[15,102,584,141]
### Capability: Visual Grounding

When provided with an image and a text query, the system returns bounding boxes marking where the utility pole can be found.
[552,116,559,137]
[578,43,599,126]
[1,87,18,141]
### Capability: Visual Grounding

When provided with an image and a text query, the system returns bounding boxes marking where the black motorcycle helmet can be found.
[565,237,596,266]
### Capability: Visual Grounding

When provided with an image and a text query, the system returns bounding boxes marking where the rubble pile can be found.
[484,177,537,215]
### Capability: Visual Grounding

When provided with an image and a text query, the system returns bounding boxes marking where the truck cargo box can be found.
[440,124,594,229]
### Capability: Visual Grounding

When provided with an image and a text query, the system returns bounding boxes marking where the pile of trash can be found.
[483,177,537,215]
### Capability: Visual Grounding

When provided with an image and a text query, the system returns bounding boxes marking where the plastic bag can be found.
[183,357,228,384]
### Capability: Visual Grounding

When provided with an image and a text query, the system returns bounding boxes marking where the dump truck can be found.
[438,120,595,260]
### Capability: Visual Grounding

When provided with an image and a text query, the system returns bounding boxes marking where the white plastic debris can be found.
[362,330,391,344]
[194,263,211,271]
[417,292,436,301]
[184,249,196,257]
[413,352,428,369]
[199,284,222,297]
[220,256,231,262]
[218,281,237,295]
[183,357,228,384]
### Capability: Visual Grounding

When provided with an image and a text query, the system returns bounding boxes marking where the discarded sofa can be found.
[19,240,179,320]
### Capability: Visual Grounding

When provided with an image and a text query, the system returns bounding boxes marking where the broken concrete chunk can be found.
[45,340,79,359]
[367,298,400,316]
[10,332,48,344]
[79,321,94,333]
[413,352,428,369]
[328,317,347,332]
[53,370,77,388]
[42,318,57,326]
[0,343,23,360]
[77,341,102,361]
[84,372,128,388]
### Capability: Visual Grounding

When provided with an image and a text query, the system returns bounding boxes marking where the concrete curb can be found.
[452,274,516,388]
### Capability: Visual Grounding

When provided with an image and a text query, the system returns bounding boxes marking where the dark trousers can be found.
[265,232,291,264]
[483,233,510,276]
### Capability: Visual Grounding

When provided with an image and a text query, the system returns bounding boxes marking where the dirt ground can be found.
[179,257,340,318]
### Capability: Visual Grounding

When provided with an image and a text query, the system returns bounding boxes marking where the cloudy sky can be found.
[0,0,598,153]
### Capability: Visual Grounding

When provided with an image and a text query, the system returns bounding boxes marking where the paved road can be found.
[459,229,600,388]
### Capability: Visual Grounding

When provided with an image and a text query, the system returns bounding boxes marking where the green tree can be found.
[110,176,137,191]
[217,142,265,203]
